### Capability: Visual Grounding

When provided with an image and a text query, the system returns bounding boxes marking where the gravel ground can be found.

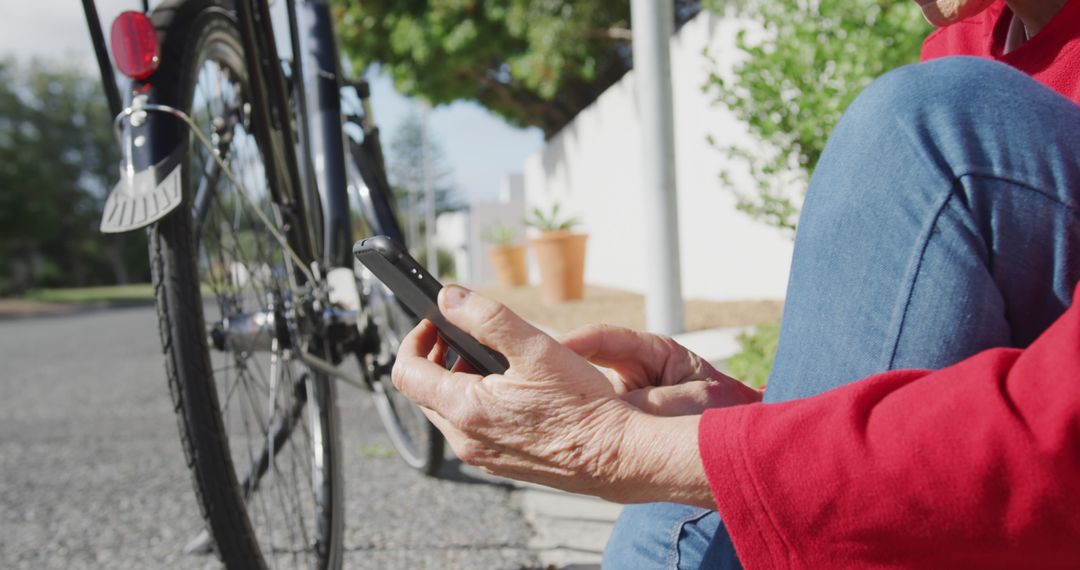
[0,285,774,568]
[0,306,537,569]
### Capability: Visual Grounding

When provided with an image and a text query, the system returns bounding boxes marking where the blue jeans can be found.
[603,56,1080,569]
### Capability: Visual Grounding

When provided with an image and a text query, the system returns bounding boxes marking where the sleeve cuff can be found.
[699,406,789,569]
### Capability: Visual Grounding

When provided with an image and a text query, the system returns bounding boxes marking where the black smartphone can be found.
[353,235,510,375]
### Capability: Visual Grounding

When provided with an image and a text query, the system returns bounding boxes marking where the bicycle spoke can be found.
[264,348,299,563]
[236,368,279,565]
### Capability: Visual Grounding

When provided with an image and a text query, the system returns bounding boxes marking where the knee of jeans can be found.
[803,56,1023,214]
[845,56,1023,132]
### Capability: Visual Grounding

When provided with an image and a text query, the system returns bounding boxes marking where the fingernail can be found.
[443,285,470,309]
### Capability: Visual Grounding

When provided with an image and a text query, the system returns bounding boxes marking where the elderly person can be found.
[392,0,1080,566]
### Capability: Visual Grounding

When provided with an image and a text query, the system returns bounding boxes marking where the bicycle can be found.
[82,0,445,567]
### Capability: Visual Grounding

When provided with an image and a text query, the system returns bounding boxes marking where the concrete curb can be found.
[513,484,618,568]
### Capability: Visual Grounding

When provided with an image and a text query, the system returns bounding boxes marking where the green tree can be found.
[0,60,147,294]
[387,111,464,257]
[703,0,928,233]
[334,0,703,138]
[387,111,461,214]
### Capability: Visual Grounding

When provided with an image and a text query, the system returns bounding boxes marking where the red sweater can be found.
[703,290,1080,568]
[920,0,1080,103]
[700,6,1080,568]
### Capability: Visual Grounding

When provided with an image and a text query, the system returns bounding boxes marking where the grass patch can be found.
[357,443,397,459]
[22,283,156,305]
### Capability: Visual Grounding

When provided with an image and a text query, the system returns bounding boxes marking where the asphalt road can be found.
[0,306,538,569]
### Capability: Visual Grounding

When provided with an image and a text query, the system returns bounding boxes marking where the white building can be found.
[468,12,793,303]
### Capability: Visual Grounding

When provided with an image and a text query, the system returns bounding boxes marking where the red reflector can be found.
[110,11,160,81]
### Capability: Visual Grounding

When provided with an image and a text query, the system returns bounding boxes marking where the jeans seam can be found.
[884,172,1080,370]
[667,508,715,570]
[883,180,956,370]
[954,168,1080,218]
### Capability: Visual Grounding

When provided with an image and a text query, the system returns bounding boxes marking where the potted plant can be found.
[526,203,587,304]
[481,222,528,288]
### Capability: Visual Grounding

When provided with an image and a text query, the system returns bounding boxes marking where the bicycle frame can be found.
[82,3,445,558]
[86,7,449,554]
[88,0,391,272]
[87,0,416,396]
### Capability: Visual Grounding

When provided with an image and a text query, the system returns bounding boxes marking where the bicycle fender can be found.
[100,89,187,234]
[100,149,183,234]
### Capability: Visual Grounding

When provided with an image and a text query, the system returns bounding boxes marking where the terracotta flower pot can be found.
[529,231,587,304]
[488,244,528,288]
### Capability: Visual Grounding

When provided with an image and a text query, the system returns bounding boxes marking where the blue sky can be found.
[0,0,544,204]
[367,71,544,203]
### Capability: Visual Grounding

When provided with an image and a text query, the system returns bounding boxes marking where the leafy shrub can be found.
[726,321,780,388]
[525,202,581,233]
[703,0,927,233]
[481,222,518,245]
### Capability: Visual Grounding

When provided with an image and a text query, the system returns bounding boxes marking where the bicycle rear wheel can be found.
[148,3,341,568]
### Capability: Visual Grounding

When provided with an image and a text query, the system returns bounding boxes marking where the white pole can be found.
[422,103,438,276]
[631,0,684,335]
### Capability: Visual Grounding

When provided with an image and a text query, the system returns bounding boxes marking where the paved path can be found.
[0,305,745,569]
[0,306,536,569]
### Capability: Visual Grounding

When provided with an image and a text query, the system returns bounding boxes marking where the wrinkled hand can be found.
[393,286,650,499]
[560,324,761,416]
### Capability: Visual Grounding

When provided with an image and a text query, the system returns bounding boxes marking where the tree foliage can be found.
[0,60,147,294]
[387,111,461,214]
[703,0,928,233]
[333,0,702,138]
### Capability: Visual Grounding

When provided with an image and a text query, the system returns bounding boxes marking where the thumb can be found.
[620,382,720,417]
[438,285,552,361]
[560,324,654,367]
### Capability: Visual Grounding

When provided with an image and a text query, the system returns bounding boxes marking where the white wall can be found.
[465,174,527,285]
[434,211,470,281]
[521,12,793,302]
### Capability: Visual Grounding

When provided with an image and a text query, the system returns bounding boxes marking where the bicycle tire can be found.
[363,281,445,475]
[345,142,445,475]
[147,2,342,568]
